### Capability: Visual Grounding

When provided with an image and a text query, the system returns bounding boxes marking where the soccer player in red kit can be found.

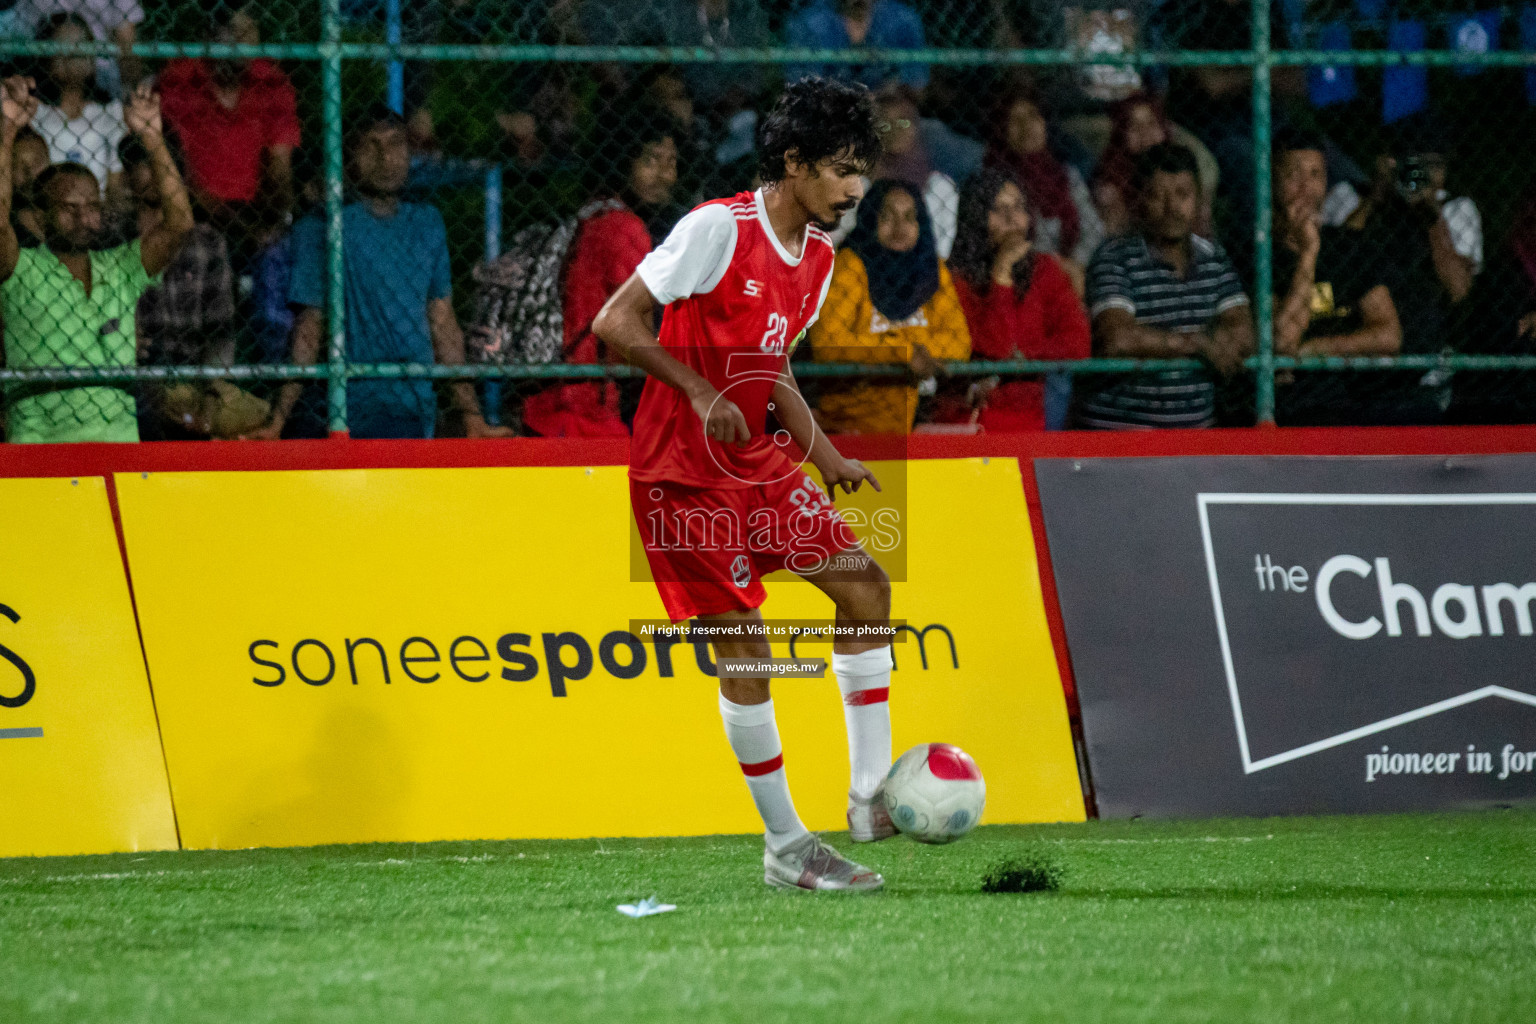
[594,78,896,891]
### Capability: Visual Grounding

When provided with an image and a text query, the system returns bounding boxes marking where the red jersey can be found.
[630,190,836,489]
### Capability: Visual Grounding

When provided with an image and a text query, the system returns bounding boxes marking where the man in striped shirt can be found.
[1078,143,1252,429]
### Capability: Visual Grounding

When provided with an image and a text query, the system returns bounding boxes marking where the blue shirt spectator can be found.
[287,202,446,439]
[786,0,928,92]
[252,107,506,441]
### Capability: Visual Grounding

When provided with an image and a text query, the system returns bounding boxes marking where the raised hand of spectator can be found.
[1,76,37,138]
[1518,312,1536,341]
[124,81,164,142]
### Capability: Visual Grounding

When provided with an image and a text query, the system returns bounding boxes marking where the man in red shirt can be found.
[157,3,299,244]
[595,78,896,891]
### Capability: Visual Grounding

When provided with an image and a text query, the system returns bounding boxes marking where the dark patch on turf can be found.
[981,849,1063,894]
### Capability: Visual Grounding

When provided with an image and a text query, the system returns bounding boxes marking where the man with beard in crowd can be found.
[249,105,509,441]
[0,76,191,443]
[1078,142,1251,428]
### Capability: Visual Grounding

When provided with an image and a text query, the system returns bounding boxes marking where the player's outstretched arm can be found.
[594,273,752,445]
[772,363,880,494]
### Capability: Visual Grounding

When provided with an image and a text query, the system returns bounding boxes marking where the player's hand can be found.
[693,388,751,446]
[820,456,881,495]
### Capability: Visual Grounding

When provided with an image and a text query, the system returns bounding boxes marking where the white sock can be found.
[718,693,809,852]
[833,646,893,801]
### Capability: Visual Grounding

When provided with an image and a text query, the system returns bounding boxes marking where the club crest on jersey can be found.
[731,555,751,588]
[744,279,763,297]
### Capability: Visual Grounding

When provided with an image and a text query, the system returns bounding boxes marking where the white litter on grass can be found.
[616,898,676,918]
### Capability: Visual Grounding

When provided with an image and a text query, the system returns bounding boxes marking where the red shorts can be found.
[631,469,861,622]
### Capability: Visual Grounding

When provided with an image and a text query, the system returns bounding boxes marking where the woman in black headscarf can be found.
[808,179,972,435]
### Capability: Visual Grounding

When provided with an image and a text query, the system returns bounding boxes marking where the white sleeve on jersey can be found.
[637,204,739,305]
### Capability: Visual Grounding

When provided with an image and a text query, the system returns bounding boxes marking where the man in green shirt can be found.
[0,74,193,443]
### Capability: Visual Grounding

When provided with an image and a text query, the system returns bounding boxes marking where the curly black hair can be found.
[586,95,679,201]
[756,76,883,185]
[949,167,1034,297]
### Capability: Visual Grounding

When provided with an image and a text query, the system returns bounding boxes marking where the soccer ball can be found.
[881,743,986,844]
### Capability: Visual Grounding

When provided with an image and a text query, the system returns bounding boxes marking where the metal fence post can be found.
[482,165,504,426]
[322,0,348,436]
[1252,0,1276,424]
[386,0,404,114]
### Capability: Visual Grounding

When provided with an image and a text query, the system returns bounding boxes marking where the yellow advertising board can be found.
[0,477,178,857]
[116,458,1082,849]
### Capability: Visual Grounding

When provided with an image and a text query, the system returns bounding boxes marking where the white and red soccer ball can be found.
[882,743,986,844]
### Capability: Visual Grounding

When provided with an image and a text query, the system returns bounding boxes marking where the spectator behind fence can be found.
[1341,121,1481,335]
[808,179,969,434]
[30,13,125,214]
[9,124,46,247]
[584,0,772,119]
[983,89,1103,278]
[1514,193,1536,311]
[1270,129,1413,428]
[0,78,191,443]
[636,67,707,233]
[946,168,1089,431]
[1076,143,1251,430]
[249,148,320,367]
[520,101,681,438]
[1010,0,1151,113]
[16,0,142,97]
[872,85,958,259]
[250,106,510,442]
[158,3,299,255]
[1091,91,1169,240]
[121,134,254,440]
[786,0,929,92]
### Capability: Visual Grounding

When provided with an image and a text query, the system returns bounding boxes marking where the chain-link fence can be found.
[0,0,1532,441]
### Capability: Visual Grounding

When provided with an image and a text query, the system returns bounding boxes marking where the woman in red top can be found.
[946,168,1091,431]
[521,101,680,437]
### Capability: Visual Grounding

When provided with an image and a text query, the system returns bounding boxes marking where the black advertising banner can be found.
[1036,455,1536,818]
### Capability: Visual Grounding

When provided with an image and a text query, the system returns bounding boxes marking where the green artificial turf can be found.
[2,811,1534,1023]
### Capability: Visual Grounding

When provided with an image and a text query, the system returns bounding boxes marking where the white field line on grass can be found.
[1,836,1285,886]
[0,853,522,885]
